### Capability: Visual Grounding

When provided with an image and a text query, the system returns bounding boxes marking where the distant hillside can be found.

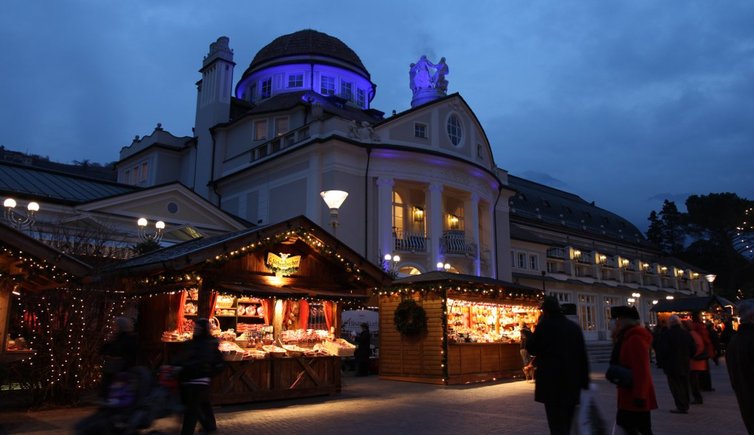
[0,146,117,181]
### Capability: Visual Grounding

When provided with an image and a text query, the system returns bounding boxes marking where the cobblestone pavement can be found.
[0,361,747,434]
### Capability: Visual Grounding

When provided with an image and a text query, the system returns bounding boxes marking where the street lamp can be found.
[320,190,348,235]
[705,274,717,296]
[383,253,401,276]
[436,261,451,271]
[137,217,165,242]
[3,197,39,229]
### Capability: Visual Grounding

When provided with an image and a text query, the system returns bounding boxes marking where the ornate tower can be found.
[194,36,235,199]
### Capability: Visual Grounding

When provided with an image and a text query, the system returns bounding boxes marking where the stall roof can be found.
[650,295,735,313]
[0,221,92,290]
[393,271,542,294]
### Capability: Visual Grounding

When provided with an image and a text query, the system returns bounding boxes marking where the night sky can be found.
[2,1,753,231]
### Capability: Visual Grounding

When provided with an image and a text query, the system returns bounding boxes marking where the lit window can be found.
[356,89,366,107]
[392,191,405,233]
[447,114,463,146]
[287,74,303,88]
[261,78,272,99]
[275,117,289,136]
[414,123,427,138]
[254,120,268,141]
[321,76,335,95]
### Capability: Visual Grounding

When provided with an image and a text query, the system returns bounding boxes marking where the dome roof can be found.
[241,29,370,80]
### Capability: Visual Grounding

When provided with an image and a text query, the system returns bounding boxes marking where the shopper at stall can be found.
[726,299,754,434]
[100,316,142,399]
[610,306,657,434]
[526,296,589,435]
[654,314,695,414]
[355,322,372,376]
[175,318,224,435]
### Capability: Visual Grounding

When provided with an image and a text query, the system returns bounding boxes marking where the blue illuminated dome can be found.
[235,29,376,109]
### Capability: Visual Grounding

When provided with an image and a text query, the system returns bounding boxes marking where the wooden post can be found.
[197,274,216,319]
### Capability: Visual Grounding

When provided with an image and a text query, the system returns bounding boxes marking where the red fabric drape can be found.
[176,290,187,332]
[209,291,218,319]
[262,299,272,325]
[298,300,310,330]
[324,301,334,331]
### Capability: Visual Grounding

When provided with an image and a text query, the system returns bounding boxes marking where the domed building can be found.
[116,29,713,344]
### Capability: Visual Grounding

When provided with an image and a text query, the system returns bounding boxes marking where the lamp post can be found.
[436,261,451,271]
[320,190,348,236]
[383,253,401,277]
[3,198,39,229]
[705,274,717,296]
[137,217,165,242]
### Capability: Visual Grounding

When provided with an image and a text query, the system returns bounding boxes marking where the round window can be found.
[447,114,463,146]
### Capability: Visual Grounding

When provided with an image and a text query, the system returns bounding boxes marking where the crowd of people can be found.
[524,297,754,435]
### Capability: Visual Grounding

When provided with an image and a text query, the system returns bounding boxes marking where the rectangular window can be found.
[414,123,427,138]
[340,81,352,100]
[321,76,335,95]
[356,89,366,107]
[287,74,303,88]
[517,252,526,269]
[261,78,272,99]
[254,120,268,141]
[275,117,289,136]
[529,255,539,271]
[140,162,148,182]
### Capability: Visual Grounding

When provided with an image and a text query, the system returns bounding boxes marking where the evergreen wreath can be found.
[393,299,427,336]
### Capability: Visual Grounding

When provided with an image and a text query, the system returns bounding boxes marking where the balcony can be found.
[393,230,427,253]
[250,126,311,163]
[546,247,567,259]
[440,230,477,257]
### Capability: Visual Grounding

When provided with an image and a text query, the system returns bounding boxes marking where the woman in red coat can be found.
[685,320,706,404]
[611,306,658,434]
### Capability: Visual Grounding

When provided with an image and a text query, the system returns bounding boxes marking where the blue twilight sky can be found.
[2,1,753,231]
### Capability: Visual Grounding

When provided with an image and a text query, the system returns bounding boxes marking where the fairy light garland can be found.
[134,227,367,289]
[379,284,544,302]
[0,245,73,284]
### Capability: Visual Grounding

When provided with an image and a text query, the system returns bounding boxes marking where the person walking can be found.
[100,316,142,399]
[519,323,533,377]
[690,311,715,391]
[610,306,657,434]
[684,319,705,405]
[526,296,589,435]
[355,322,372,376]
[175,318,224,435]
[726,299,754,433]
[654,315,695,414]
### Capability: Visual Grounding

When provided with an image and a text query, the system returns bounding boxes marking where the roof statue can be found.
[409,55,449,107]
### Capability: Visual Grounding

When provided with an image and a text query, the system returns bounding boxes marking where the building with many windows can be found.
[112,29,710,341]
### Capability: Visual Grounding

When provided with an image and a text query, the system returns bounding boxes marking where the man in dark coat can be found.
[100,316,143,398]
[655,314,696,414]
[355,323,371,376]
[526,296,589,435]
[727,299,754,433]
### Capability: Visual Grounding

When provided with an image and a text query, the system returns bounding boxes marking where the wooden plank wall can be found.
[379,293,445,382]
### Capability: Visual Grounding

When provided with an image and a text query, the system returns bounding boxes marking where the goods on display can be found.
[446,298,538,344]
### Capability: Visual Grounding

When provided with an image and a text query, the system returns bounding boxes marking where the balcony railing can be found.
[393,230,427,252]
[440,230,477,257]
[546,247,567,259]
[250,126,311,163]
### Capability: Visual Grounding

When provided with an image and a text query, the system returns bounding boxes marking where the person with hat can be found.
[609,305,657,434]
[526,296,589,435]
[726,299,754,433]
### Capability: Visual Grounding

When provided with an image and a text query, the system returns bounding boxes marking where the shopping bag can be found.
[572,384,608,435]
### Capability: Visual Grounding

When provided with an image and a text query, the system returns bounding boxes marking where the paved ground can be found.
[0,361,747,434]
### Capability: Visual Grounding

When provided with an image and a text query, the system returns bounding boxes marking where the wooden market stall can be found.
[378,272,542,385]
[651,295,736,327]
[98,216,389,405]
[0,222,92,364]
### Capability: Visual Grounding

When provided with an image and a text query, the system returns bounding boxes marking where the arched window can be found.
[446,113,463,146]
[392,191,405,233]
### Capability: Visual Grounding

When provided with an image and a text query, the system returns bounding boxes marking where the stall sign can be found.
[266,252,301,277]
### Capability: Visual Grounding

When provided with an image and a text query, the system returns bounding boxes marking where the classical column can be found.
[467,193,481,275]
[376,177,394,262]
[429,183,444,268]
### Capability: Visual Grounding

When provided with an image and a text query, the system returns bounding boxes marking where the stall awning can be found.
[650,295,736,313]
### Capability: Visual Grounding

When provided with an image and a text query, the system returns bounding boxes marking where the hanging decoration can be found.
[266,252,301,277]
[393,299,428,336]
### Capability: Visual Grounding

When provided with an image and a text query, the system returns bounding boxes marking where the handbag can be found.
[605,364,633,388]
[692,350,709,361]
